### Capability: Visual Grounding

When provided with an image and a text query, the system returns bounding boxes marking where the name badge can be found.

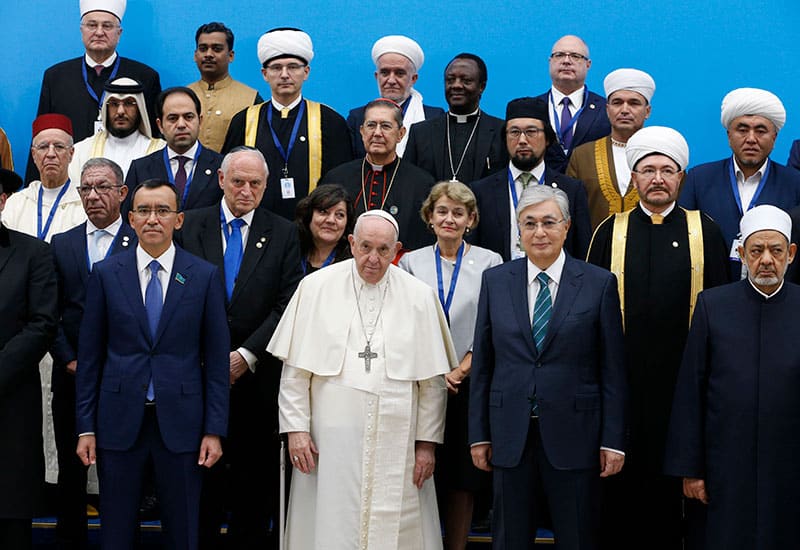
[280,177,295,199]
[729,238,742,262]
[512,239,526,260]
[94,119,104,134]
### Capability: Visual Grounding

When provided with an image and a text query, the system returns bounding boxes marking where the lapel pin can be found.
[256,242,263,248]
[122,235,130,246]
[389,205,399,215]
[175,273,186,285]
[300,136,306,142]
[215,110,222,116]
[589,104,596,109]
[205,168,212,175]
[672,241,679,248]
[551,182,558,188]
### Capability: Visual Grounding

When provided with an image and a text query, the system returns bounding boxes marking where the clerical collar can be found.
[639,201,676,218]
[448,107,481,124]
[748,277,784,300]
[550,85,585,110]
[271,95,303,112]
[220,198,255,227]
[203,74,232,90]
[86,216,122,236]
[732,156,768,182]
[168,141,198,160]
[84,51,118,68]
[367,155,398,173]
[508,160,546,185]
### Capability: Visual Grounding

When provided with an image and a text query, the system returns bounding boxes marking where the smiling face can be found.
[428,195,476,244]
[310,200,348,248]
[444,58,484,114]
[739,230,796,294]
[194,31,233,83]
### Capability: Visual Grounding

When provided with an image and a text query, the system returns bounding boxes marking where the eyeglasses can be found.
[32,142,71,153]
[81,21,119,32]
[132,207,179,219]
[550,51,588,62]
[107,99,138,110]
[265,62,307,75]
[632,167,682,179]
[77,184,121,196]
[520,219,566,232]
[507,127,544,140]
[362,121,398,133]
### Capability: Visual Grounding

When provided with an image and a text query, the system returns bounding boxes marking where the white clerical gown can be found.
[68,130,164,183]
[269,260,458,550]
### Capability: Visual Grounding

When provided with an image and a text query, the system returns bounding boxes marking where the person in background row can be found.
[399,181,501,550]
[295,183,354,275]
[0,127,13,171]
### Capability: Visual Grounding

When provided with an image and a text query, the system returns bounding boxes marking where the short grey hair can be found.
[221,146,269,178]
[515,185,570,222]
[80,157,124,186]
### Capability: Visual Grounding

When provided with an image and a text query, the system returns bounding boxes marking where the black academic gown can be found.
[403,110,507,184]
[665,280,800,550]
[320,156,435,251]
[222,99,353,220]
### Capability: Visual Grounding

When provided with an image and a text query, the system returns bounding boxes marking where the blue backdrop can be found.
[3,0,800,173]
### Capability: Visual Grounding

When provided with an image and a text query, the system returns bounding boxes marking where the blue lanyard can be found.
[219,205,244,243]
[434,241,465,324]
[85,227,120,271]
[549,86,587,147]
[37,180,71,241]
[728,158,770,215]
[300,249,337,274]
[267,100,306,175]
[401,96,411,116]
[82,56,121,110]
[508,168,520,210]
[163,144,203,205]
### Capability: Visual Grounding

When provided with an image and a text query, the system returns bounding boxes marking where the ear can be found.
[398,125,407,141]
[788,242,797,264]
[156,118,164,135]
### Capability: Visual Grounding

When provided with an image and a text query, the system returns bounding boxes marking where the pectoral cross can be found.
[358,344,378,372]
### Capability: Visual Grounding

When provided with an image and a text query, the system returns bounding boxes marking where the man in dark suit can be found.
[471,97,592,261]
[50,157,135,549]
[125,87,223,216]
[404,53,506,184]
[469,185,627,549]
[0,168,58,549]
[75,179,229,550]
[177,146,302,549]
[536,35,610,173]
[28,0,161,183]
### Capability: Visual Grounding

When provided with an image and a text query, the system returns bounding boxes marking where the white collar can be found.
[638,201,676,218]
[84,51,118,68]
[86,216,123,235]
[508,160,546,185]
[527,249,566,286]
[271,95,304,112]
[732,156,769,181]
[748,277,784,300]
[448,106,481,123]
[550,85,585,109]
[136,242,176,273]
[220,198,255,227]
[167,141,199,160]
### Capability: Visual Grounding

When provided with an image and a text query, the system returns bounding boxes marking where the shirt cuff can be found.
[78,432,95,437]
[470,441,491,447]
[238,347,258,373]
[600,446,625,456]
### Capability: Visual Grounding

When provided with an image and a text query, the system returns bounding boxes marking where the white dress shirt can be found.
[136,244,175,303]
[86,216,123,262]
[733,156,768,212]
[508,160,546,259]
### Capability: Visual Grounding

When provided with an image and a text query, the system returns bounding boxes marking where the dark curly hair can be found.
[295,184,355,262]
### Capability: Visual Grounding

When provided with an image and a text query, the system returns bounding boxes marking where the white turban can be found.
[740,204,792,244]
[604,68,656,103]
[358,209,400,239]
[80,0,125,20]
[626,126,689,171]
[371,35,424,71]
[257,29,314,66]
[721,88,786,131]
[100,77,152,138]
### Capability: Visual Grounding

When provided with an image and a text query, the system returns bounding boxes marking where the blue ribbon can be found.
[300,248,337,275]
[37,180,71,241]
[728,157,770,216]
[549,86,588,150]
[85,227,121,271]
[163,144,203,206]
[82,56,121,111]
[435,241,465,324]
[267,100,306,176]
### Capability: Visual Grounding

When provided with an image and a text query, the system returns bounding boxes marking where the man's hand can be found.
[683,477,709,504]
[288,431,318,474]
[445,353,472,394]
[66,360,78,375]
[198,435,223,468]
[413,441,436,489]
[599,449,624,477]
[229,351,248,385]
[76,434,96,466]
[470,443,493,472]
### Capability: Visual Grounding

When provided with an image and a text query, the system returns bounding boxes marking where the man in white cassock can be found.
[268,209,457,550]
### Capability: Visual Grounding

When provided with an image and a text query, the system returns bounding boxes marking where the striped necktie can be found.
[532,272,552,351]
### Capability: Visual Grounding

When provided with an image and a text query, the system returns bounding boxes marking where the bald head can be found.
[548,35,591,94]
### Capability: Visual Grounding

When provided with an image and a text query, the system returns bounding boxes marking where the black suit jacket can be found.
[403,111,507,183]
[50,221,137,390]
[123,144,223,216]
[535,89,610,174]
[470,166,592,261]
[347,103,445,157]
[0,226,58,517]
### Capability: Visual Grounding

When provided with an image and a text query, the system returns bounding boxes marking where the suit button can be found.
[535,362,542,368]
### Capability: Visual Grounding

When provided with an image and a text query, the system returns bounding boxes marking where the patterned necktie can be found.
[519,172,534,189]
[144,260,162,401]
[532,272,552,351]
[174,155,189,201]
[88,229,107,267]
[560,97,573,151]
[223,218,246,301]
[651,213,664,225]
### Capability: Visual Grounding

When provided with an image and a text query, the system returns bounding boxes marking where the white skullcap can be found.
[721,88,786,131]
[626,126,689,171]
[257,28,314,66]
[80,0,126,20]
[371,35,424,71]
[740,204,792,244]
[358,209,400,238]
[604,68,656,103]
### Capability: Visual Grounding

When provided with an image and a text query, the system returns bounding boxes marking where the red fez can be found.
[32,114,73,138]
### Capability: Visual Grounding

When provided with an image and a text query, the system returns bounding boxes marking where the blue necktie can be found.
[88,229,107,268]
[560,97,573,151]
[224,218,245,301]
[144,260,162,401]
[532,272,552,351]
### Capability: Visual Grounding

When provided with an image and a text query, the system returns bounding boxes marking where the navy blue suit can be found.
[679,157,800,279]
[75,246,229,550]
[469,254,627,548]
[50,221,136,547]
[470,167,592,261]
[535,89,610,174]
[346,102,444,157]
[787,139,800,171]
[123,145,223,216]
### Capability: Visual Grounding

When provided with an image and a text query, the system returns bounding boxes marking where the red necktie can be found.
[94,65,104,76]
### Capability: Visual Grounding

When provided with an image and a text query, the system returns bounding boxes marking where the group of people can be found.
[3,1,800,550]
